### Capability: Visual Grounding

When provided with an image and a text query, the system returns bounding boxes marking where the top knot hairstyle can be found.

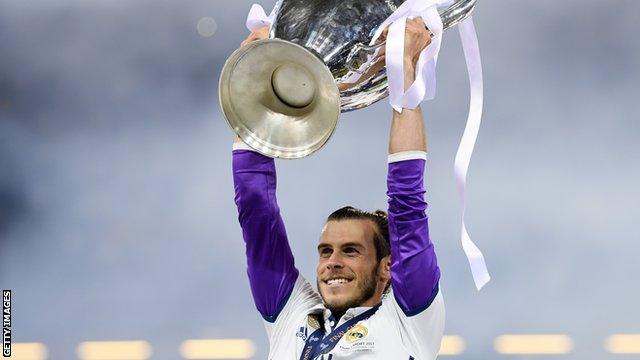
[326,206,390,262]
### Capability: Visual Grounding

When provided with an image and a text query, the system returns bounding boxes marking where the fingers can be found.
[240,26,270,46]
[241,34,260,46]
[408,17,426,28]
[380,27,389,41]
[406,18,432,47]
[374,18,434,69]
[241,33,260,46]
[380,18,431,49]
[373,47,385,63]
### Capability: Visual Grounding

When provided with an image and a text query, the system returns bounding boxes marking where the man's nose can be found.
[325,252,344,269]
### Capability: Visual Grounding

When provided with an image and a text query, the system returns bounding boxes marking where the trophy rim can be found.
[219,39,341,159]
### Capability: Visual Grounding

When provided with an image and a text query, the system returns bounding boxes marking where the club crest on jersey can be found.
[345,324,368,342]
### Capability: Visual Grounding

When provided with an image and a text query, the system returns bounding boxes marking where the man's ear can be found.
[379,255,391,281]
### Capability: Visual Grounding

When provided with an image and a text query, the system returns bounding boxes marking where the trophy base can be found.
[219,39,341,159]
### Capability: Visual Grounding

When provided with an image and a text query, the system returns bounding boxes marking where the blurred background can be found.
[1,0,639,359]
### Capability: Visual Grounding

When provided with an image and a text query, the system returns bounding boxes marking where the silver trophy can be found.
[219,0,477,158]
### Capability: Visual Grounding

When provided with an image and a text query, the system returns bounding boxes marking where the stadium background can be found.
[1,0,639,359]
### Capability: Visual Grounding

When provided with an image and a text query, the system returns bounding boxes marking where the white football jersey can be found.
[264,275,445,359]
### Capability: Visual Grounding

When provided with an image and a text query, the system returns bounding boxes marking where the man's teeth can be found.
[327,278,350,285]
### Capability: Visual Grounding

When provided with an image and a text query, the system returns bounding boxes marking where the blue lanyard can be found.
[299,304,381,360]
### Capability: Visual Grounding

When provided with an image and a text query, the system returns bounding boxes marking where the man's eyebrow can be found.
[317,243,331,251]
[317,242,365,251]
[341,242,365,249]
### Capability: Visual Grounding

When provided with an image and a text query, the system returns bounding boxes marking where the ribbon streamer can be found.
[454,17,490,290]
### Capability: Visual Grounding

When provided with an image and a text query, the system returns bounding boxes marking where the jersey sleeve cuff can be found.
[388,150,427,163]
[232,141,255,152]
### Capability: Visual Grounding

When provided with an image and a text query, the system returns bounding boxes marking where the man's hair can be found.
[326,206,390,262]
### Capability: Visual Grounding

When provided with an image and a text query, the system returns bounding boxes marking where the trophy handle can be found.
[345,31,434,73]
[440,0,477,29]
[345,42,383,73]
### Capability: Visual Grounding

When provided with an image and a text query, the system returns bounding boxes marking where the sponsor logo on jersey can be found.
[296,326,307,341]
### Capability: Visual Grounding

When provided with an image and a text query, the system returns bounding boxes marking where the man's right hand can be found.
[241,26,270,47]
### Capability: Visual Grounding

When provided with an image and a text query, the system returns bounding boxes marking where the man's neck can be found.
[327,303,376,324]
[331,310,345,323]
[324,290,385,323]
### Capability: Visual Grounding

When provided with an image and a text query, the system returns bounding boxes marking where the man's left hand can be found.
[377,18,433,77]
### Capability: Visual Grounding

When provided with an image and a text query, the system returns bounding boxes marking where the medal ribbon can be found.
[244,2,490,290]
[299,304,381,360]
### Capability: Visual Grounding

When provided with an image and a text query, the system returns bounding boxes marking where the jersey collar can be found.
[323,305,376,329]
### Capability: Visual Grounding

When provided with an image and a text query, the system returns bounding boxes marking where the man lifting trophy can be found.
[221,0,490,358]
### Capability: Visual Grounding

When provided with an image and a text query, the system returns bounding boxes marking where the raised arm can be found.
[232,140,299,322]
[387,18,440,315]
[230,28,299,323]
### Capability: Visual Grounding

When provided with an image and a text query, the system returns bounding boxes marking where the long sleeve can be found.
[232,148,299,322]
[387,152,440,316]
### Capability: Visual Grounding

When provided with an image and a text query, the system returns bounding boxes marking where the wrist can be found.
[403,58,416,71]
[402,56,418,68]
[403,59,416,89]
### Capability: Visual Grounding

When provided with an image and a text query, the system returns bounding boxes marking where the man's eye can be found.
[344,247,358,254]
[320,248,332,257]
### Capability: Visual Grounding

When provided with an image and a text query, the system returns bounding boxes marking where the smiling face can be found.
[316,219,391,317]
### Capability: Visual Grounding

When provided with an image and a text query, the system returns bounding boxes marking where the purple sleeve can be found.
[232,149,299,322]
[387,158,440,316]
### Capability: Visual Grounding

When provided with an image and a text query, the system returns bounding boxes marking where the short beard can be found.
[317,261,380,318]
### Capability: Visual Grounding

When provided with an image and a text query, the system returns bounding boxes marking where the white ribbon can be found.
[245,3,276,32]
[244,2,490,290]
[454,17,490,290]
